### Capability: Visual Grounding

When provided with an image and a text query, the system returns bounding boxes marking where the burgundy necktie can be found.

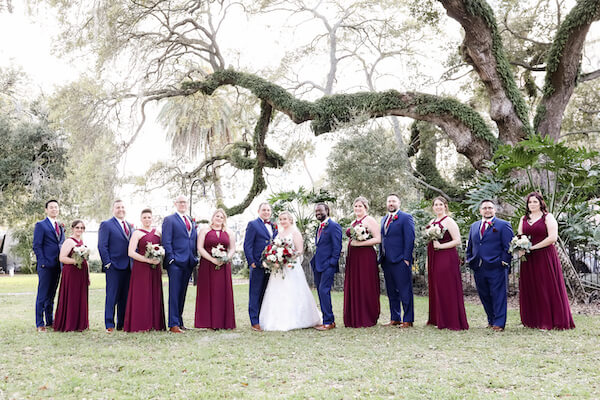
[55,221,60,236]
[480,221,488,236]
[385,214,393,229]
[317,224,324,240]
[184,216,191,231]
[122,221,130,236]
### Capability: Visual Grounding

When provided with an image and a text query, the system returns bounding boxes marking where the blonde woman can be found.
[259,211,322,331]
[194,209,236,329]
[344,197,381,327]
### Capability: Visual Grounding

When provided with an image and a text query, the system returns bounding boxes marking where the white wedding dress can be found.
[259,233,322,331]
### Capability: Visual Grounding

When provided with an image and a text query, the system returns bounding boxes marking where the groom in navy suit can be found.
[380,194,415,328]
[311,203,342,331]
[466,199,513,331]
[32,199,65,332]
[162,195,198,333]
[98,199,133,332]
[244,202,277,332]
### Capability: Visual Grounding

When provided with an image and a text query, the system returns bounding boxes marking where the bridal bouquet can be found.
[423,224,446,242]
[349,222,372,241]
[72,245,90,269]
[261,237,298,276]
[145,242,165,268]
[211,244,229,270]
[509,234,532,261]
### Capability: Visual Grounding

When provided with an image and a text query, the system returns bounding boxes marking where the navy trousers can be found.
[167,264,193,328]
[313,267,336,324]
[105,267,131,329]
[35,266,61,327]
[474,266,508,328]
[382,261,414,322]
[248,266,269,326]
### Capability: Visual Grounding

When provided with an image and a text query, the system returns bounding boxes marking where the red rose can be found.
[393,215,398,221]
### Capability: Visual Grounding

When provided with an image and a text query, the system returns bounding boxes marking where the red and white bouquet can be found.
[145,242,165,268]
[72,245,90,269]
[261,237,298,276]
[349,222,372,241]
[211,244,229,270]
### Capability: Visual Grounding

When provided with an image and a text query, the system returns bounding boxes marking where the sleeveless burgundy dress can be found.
[343,217,380,328]
[54,237,89,332]
[519,215,575,330]
[124,229,166,332]
[426,217,469,330]
[194,229,236,329]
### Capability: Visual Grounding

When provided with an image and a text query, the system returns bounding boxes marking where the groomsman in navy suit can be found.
[98,200,133,332]
[379,194,415,328]
[244,202,277,332]
[466,199,513,331]
[32,199,65,332]
[311,203,342,331]
[162,195,198,333]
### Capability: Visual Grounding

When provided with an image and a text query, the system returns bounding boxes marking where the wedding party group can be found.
[32,191,575,334]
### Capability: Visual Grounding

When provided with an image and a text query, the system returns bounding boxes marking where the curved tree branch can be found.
[534,0,600,138]
[439,0,532,144]
[178,69,497,170]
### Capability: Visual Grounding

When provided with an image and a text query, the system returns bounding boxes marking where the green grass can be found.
[0,274,599,399]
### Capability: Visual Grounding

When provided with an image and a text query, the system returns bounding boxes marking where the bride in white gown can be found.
[259,211,322,331]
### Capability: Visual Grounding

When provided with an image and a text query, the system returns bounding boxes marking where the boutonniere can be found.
[60,222,65,229]
[272,223,278,231]
[393,214,399,221]
[488,220,497,232]
[320,220,329,228]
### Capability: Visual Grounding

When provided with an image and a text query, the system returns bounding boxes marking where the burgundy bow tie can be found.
[264,220,270,224]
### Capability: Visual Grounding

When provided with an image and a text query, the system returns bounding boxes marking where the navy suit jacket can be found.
[310,219,342,273]
[161,213,198,268]
[466,217,513,270]
[379,211,415,265]
[243,218,277,268]
[98,217,133,270]
[32,218,65,268]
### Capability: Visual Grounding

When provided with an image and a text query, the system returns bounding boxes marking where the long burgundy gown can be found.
[426,217,469,330]
[519,215,575,330]
[124,229,166,332]
[54,238,89,332]
[343,217,380,328]
[194,229,236,329]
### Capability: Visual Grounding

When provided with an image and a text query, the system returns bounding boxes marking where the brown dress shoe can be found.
[169,326,184,333]
[315,322,336,331]
[399,322,413,328]
[105,328,114,333]
[37,326,47,332]
[251,324,263,332]
[382,321,402,326]
[491,325,504,332]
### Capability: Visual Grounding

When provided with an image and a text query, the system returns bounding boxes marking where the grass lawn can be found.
[0,273,599,399]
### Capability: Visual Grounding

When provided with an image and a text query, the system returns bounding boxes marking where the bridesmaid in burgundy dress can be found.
[194,209,236,329]
[426,197,468,330]
[54,220,89,332]
[517,192,575,330]
[124,208,166,332]
[343,196,381,328]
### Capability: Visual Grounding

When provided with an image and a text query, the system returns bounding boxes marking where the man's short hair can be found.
[315,203,330,216]
[45,199,58,208]
[479,199,495,207]
[258,202,271,211]
[113,199,124,205]
[387,193,401,201]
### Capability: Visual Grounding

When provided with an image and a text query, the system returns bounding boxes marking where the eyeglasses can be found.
[74,226,86,230]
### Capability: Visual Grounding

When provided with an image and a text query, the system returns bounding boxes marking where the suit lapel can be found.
[257,218,271,238]
[112,217,129,240]
[45,218,59,242]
